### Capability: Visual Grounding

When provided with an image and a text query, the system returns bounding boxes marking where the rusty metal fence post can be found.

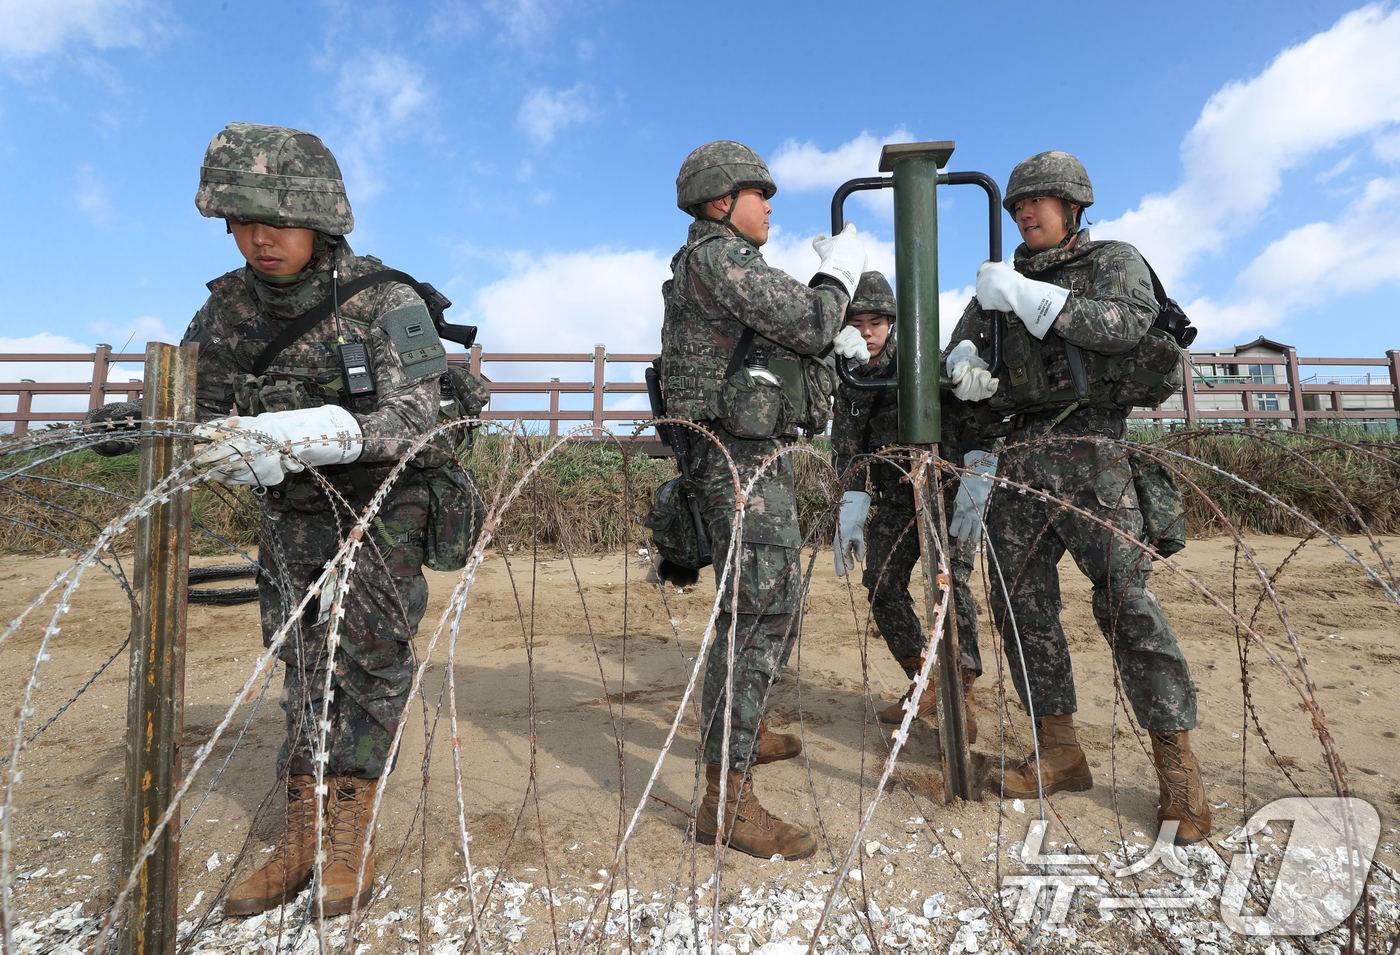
[120,342,196,955]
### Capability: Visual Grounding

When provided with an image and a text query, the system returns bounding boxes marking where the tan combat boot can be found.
[1150,731,1211,845]
[226,775,320,916]
[753,717,802,764]
[695,765,816,860]
[878,656,936,723]
[318,776,380,918]
[993,714,1093,798]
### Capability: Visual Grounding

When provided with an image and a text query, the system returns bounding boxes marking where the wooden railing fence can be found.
[3,343,1398,438]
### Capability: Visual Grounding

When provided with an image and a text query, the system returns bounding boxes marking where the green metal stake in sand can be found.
[121,341,195,955]
[831,142,1007,802]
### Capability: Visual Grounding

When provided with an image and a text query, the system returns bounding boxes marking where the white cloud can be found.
[517,84,596,146]
[486,0,562,43]
[334,51,432,199]
[758,225,896,289]
[769,129,914,192]
[73,164,109,225]
[468,247,670,358]
[1183,175,1400,341]
[427,0,479,39]
[0,0,154,59]
[0,332,148,430]
[768,129,914,217]
[1095,4,1400,287]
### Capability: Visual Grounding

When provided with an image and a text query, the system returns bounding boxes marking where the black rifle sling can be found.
[251,268,428,376]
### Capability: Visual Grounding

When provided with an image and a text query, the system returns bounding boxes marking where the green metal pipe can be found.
[880,142,954,445]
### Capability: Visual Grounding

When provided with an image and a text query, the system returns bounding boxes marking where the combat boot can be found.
[1150,731,1211,845]
[318,776,380,918]
[754,717,801,764]
[992,714,1093,798]
[695,765,816,861]
[226,774,320,916]
[878,656,936,723]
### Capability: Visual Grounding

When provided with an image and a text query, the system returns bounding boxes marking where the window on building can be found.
[1254,394,1279,411]
[1246,364,1278,384]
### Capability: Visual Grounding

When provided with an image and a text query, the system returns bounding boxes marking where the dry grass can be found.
[1134,423,1400,537]
[4,425,1397,558]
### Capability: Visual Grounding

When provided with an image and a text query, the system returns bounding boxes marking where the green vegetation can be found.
[3,425,1396,558]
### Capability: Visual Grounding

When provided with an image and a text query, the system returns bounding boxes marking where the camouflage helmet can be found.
[676,141,777,213]
[195,122,354,235]
[849,271,896,319]
[1002,150,1094,215]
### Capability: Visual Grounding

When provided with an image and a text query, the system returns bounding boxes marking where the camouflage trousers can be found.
[985,432,1197,731]
[257,478,431,779]
[863,477,982,677]
[690,430,804,773]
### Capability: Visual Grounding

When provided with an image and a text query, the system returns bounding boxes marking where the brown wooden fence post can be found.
[549,378,560,438]
[592,345,606,438]
[469,343,482,377]
[14,381,34,437]
[91,344,112,411]
[1388,350,1400,419]
[120,342,195,955]
[1286,347,1307,430]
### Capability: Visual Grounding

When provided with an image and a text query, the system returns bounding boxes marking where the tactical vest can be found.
[206,259,449,511]
[660,234,834,439]
[986,241,1183,419]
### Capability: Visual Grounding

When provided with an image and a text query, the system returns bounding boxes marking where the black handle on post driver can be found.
[940,171,1008,377]
[829,171,1011,390]
[830,177,896,392]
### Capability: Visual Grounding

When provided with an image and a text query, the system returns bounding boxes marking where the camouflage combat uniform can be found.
[661,218,848,772]
[183,241,445,778]
[830,339,982,677]
[944,231,1197,731]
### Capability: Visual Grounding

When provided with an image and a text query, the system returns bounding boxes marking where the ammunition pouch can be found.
[420,464,486,573]
[988,317,1052,413]
[1106,328,1184,408]
[645,477,712,572]
[234,372,344,416]
[1130,451,1187,559]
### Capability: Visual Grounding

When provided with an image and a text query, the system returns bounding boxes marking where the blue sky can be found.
[2,0,1398,421]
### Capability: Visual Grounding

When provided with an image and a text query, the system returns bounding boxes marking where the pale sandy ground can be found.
[1,534,1398,953]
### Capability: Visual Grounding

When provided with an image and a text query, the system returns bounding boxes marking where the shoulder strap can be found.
[1143,260,1170,309]
[723,326,757,379]
[251,268,423,376]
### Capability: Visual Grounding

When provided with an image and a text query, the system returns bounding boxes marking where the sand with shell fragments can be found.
[1,534,1398,953]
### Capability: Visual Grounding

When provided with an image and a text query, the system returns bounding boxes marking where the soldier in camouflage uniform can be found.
[662,141,869,860]
[184,123,457,914]
[830,272,982,739]
[944,151,1209,844]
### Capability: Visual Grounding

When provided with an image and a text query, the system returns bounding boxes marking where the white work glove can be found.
[831,325,871,364]
[948,451,998,542]
[945,339,999,402]
[193,405,364,486]
[812,221,868,299]
[834,490,871,577]
[975,261,1069,339]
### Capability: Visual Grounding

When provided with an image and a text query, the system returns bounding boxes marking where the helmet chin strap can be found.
[694,190,764,247]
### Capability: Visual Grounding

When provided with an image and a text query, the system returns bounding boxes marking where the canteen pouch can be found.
[716,366,787,440]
